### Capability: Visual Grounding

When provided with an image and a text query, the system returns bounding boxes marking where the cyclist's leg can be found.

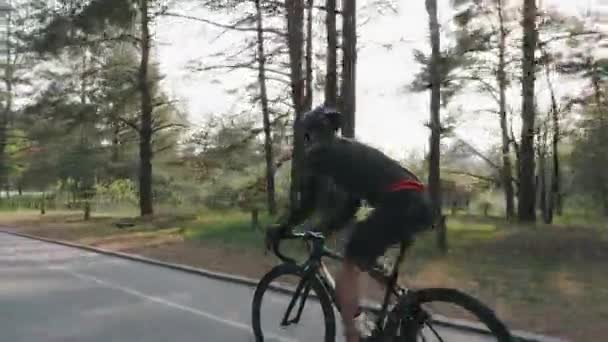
[336,255,362,342]
[336,192,432,341]
[336,206,402,342]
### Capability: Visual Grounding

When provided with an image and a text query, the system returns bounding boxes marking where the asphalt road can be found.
[0,231,497,342]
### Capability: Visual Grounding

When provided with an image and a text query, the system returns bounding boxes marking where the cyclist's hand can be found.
[265,224,286,251]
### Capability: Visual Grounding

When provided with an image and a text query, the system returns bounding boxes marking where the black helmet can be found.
[300,105,343,134]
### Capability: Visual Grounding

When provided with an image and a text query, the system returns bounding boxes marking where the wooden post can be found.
[437,215,447,254]
[251,208,259,230]
[40,194,45,215]
[84,201,91,221]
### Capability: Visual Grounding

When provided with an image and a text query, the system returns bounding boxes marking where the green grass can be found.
[182,209,271,248]
[552,209,607,227]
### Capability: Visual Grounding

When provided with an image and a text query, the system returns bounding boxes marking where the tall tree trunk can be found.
[546,68,562,216]
[537,153,546,219]
[426,0,445,253]
[592,63,603,116]
[537,121,552,224]
[312,0,339,218]
[340,0,356,138]
[285,0,306,214]
[592,64,606,218]
[603,190,608,217]
[544,157,553,223]
[111,120,120,163]
[0,9,12,202]
[324,0,337,107]
[304,0,314,110]
[508,114,520,200]
[518,0,538,223]
[0,102,8,201]
[80,48,92,220]
[254,0,276,215]
[138,0,154,217]
[542,51,559,222]
[497,0,515,220]
[551,110,562,216]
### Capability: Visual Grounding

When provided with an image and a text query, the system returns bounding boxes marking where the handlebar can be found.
[272,230,327,264]
[270,228,407,289]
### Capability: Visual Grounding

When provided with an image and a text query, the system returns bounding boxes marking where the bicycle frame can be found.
[269,231,511,342]
[275,231,410,335]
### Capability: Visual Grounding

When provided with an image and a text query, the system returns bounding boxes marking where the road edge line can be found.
[0,228,567,342]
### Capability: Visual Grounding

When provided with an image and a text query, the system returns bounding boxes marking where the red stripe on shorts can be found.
[387,179,426,193]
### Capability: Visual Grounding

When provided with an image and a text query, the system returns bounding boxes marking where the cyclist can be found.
[266,105,434,342]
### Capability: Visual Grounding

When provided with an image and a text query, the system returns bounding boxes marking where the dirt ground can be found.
[0,212,279,279]
[1,211,602,341]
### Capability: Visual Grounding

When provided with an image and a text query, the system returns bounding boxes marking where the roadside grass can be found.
[398,214,606,339]
[182,209,269,248]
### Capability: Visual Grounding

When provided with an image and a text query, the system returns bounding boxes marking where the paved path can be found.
[0,232,496,342]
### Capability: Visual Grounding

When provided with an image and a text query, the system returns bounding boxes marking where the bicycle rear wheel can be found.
[390,288,512,342]
[251,263,337,342]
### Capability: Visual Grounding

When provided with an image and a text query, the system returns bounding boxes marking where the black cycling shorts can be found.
[345,189,433,270]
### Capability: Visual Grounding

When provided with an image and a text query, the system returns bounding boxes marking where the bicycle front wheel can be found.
[251,263,337,342]
[392,288,512,342]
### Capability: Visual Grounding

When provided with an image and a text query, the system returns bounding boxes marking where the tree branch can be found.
[118,117,140,133]
[454,136,502,171]
[249,112,291,134]
[210,14,258,43]
[196,62,290,78]
[457,75,500,105]
[154,143,176,154]
[538,30,600,47]
[262,0,342,14]
[152,99,179,109]
[265,76,291,85]
[211,40,256,60]
[444,169,498,184]
[70,33,141,48]
[474,108,501,116]
[152,122,187,133]
[160,12,286,37]
[314,5,342,14]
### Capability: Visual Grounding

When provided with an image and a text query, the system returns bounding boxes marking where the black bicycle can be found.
[251,229,513,342]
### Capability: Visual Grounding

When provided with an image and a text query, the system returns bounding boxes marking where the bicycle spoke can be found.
[425,321,445,342]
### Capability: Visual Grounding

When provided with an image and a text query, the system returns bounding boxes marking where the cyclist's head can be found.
[300,105,342,146]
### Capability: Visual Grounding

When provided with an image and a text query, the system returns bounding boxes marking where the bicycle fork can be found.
[281,259,337,327]
[280,274,314,326]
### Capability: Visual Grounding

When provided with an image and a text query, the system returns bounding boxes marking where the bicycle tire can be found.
[393,288,512,342]
[251,263,337,342]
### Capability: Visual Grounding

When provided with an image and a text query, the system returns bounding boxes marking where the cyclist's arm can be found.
[276,167,319,233]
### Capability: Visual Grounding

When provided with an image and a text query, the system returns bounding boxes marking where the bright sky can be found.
[155,0,598,158]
